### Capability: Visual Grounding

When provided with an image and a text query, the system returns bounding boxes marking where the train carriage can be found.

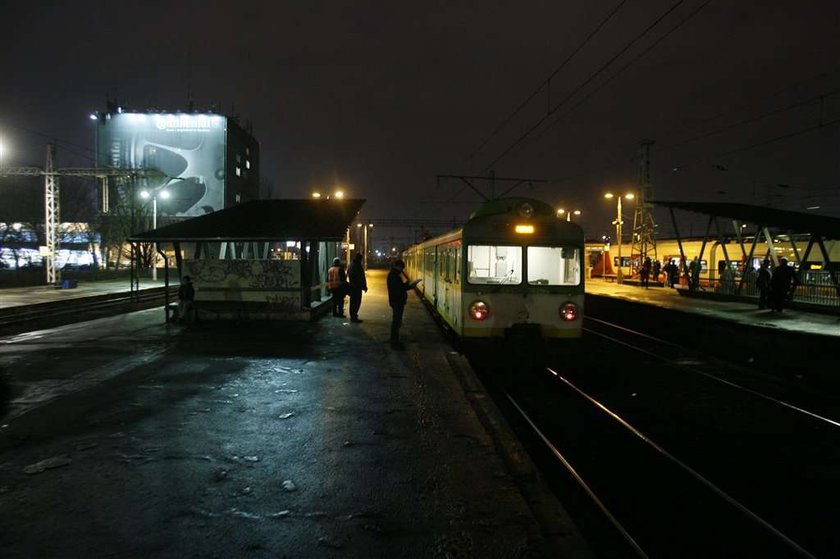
[404,197,584,348]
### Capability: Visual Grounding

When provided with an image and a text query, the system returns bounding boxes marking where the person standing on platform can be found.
[387,259,421,349]
[688,257,700,292]
[770,257,797,312]
[347,252,368,323]
[667,259,678,288]
[652,259,661,285]
[640,257,651,288]
[177,275,195,324]
[756,259,772,310]
[327,257,347,318]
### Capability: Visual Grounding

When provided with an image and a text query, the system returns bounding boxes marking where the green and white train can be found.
[404,197,585,345]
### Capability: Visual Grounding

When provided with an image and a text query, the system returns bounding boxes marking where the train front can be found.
[460,198,584,347]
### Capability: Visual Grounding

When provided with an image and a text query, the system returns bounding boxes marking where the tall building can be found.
[95,105,259,216]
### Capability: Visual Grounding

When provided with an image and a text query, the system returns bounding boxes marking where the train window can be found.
[467,245,522,285]
[527,246,580,286]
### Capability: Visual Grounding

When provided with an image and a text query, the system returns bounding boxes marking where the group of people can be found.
[756,257,798,312]
[327,255,421,349]
[327,253,367,322]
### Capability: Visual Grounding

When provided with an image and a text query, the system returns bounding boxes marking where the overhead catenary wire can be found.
[468,0,629,163]
[482,0,689,172]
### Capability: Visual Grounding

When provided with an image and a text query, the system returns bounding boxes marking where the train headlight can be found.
[560,302,578,321]
[468,300,489,321]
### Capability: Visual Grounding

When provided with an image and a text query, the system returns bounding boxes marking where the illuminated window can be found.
[467,245,522,285]
[527,246,580,286]
[235,167,241,176]
[246,160,250,169]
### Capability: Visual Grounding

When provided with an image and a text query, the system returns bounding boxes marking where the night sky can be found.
[1,0,838,239]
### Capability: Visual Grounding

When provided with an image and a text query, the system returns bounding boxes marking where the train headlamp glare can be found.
[514,224,534,234]
[469,300,489,321]
[560,302,578,321]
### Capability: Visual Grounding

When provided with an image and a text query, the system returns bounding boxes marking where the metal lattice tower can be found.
[44,144,59,284]
[631,140,657,268]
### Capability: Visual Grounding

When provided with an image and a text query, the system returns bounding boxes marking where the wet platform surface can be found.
[0,270,587,558]
[586,279,840,338]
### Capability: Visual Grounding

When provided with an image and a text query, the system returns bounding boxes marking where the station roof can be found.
[653,201,840,238]
[128,198,365,242]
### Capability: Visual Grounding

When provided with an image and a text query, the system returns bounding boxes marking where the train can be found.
[403,197,585,347]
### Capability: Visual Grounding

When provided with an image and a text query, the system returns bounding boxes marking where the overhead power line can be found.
[482,0,688,172]
[469,0,629,162]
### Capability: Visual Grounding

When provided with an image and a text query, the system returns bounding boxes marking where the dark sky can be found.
[1,0,838,239]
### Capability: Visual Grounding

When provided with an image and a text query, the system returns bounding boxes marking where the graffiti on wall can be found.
[185,260,300,289]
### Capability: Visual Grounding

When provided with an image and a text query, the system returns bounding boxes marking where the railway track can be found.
[0,288,174,336]
[470,317,840,558]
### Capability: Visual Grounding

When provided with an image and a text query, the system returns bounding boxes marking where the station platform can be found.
[0,278,162,310]
[0,270,589,558]
[586,279,840,339]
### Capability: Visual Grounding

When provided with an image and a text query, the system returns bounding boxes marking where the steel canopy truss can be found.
[660,201,840,304]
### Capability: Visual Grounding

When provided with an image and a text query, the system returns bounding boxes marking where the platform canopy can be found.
[653,201,840,238]
[128,198,366,242]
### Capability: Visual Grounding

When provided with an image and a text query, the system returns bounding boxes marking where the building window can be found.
[235,194,241,203]
[235,167,241,176]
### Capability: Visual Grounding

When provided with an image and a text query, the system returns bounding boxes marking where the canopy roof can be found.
[653,201,840,238]
[128,199,365,242]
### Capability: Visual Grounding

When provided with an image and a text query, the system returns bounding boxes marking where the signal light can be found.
[469,300,489,321]
[560,302,578,321]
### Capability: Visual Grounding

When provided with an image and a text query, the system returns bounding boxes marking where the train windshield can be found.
[527,246,580,286]
[467,245,522,284]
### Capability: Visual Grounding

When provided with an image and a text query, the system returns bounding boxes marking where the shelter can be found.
[654,201,840,306]
[128,198,365,321]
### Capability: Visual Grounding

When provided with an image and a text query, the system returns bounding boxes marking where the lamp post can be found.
[357,222,373,268]
[557,208,581,222]
[314,189,349,260]
[604,192,634,284]
[140,189,169,281]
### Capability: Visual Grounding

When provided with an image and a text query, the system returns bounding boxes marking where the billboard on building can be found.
[98,113,227,216]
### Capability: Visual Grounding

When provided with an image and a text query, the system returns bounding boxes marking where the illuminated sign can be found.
[98,113,227,216]
[514,224,535,234]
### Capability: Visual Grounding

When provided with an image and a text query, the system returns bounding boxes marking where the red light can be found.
[560,302,577,321]
[469,300,489,321]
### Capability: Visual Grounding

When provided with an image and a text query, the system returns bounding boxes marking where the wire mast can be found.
[44,144,60,284]
[630,140,657,269]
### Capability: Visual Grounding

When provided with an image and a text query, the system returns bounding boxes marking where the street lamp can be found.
[139,189,170,281]
[557,208,581,222]
[357,222,373,268]
[604,192,634,283]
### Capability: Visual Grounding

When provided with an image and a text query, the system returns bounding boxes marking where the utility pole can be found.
[44,144,59,284]
[630,140,657,271]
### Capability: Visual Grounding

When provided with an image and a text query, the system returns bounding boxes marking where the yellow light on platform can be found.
[514,224,535,234]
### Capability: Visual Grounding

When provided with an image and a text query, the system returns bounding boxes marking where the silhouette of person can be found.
[346,253,368,323]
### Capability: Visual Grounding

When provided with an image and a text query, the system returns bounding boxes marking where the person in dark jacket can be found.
[346,253,368,323]
[387,259,421,349]
[756,259,772,310]
[177,275,195,323]
[769,257,797,312]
